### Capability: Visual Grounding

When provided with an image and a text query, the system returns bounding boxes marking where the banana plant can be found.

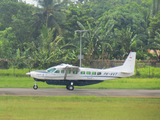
[112,27,139,58]
[76,20,114,61]
[76,21,101,61]
[97,21,114,59]
[10,48,26,76]
[31,25,69,68]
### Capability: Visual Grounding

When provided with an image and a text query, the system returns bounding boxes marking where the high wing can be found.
[63,66,79,71]
[62,65,80,80]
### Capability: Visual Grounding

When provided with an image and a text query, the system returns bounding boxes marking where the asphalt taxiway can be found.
[0,88,160,97]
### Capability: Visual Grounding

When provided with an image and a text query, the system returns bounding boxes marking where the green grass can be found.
[80,78,160,89]
[0,68,35,77]
[0,96,160,120]
[0,76,160,89]
[135,66,160,78]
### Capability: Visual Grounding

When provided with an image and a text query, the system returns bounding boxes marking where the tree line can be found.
[0,0,160,69]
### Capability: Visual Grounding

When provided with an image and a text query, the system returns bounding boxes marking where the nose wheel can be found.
[33,81,38,90]
[33,85,38,90]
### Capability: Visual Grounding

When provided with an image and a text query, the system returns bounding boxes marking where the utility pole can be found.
[75,30,87,67]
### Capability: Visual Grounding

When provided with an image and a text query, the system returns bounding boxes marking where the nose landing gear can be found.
[33,81,38,90]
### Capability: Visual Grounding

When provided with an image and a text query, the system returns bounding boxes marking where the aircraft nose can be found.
[26,72,31,76]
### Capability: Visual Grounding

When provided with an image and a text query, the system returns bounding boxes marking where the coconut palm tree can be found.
[153,0,160,17]
[33,0,71,35]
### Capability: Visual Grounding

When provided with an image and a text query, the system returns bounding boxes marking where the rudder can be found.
[121,52,136,73]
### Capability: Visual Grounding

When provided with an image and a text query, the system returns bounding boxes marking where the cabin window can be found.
[81,71,85,74]
[55,70,60,73]
[67,70,71,74]
[47,68,56,73]
[97,72,101,75]
[92,72,96,75]
[61,70,64,73]
[73,71,78,74]
[86,71,91,75]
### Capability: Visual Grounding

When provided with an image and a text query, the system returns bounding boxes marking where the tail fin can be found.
[121,52,136,73]
[106,52,136,74]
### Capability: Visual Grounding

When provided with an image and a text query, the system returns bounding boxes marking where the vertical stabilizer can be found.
[121,52,136,73]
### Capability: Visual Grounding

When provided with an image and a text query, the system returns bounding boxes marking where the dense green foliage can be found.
[0,0,160,69]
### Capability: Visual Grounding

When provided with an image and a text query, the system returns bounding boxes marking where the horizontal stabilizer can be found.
[121,71,132,74]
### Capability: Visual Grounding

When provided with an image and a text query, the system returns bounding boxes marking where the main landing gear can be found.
[33,80,74,91]
[66,85,74,91]
[33,81,38,90]
[66,82,74,91]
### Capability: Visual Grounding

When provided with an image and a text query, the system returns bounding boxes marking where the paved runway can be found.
[0,88,160,97]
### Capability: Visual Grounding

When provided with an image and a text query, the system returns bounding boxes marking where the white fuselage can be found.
[28,66,134,81]
[27,52,136,90]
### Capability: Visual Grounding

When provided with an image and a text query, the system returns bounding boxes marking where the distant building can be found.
[148,49,160,56]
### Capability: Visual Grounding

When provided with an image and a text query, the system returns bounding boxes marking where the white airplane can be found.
[26,52,136,90]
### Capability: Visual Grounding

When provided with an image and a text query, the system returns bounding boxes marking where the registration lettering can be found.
[104,72,117,76]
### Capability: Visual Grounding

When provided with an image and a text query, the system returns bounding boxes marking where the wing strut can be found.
[63,66,79,80]
[64,66,68,80]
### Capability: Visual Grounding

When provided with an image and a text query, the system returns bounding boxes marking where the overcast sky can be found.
[22,0,77,5]
[22,0,38,6]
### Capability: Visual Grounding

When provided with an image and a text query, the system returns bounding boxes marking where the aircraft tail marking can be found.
[121,52,136,73]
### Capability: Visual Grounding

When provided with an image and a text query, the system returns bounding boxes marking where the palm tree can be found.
[33,0,71,35]
[153,0,160,17]
[31,25,64,68]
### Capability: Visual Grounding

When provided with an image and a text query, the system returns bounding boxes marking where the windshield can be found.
[46,68,56,73]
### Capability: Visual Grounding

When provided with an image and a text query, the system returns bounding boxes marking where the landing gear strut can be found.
[33,81,38,90]
[66,82,74,91]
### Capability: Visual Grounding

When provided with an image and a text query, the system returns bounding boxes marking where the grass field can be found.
[0,96,160,120]
[0,76,160,89]
[0,68,160,120]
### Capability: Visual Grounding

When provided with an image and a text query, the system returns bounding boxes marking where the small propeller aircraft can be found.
[26,52,136,90]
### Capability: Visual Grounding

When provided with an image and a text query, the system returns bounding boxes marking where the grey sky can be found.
[22,0,38,6]
[22,0,77,6]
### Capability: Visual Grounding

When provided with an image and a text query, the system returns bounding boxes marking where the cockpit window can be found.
[46,68,56,73]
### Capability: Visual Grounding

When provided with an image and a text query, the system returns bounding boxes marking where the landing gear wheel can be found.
[66,85,74,91]
[66,85,69,90]
[33,85,38,90]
